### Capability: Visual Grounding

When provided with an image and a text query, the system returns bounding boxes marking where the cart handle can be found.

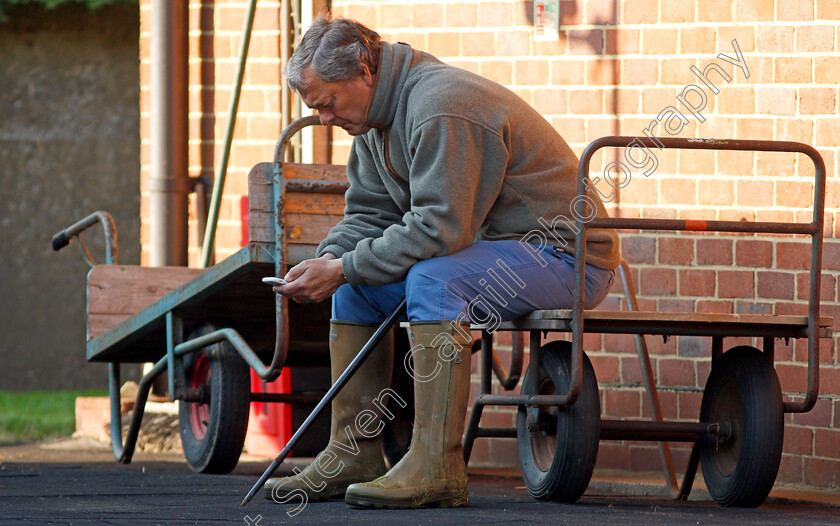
[574,136,826,414]
[258,115,328,385]
[108,359,165,464]
[51,210,119,265]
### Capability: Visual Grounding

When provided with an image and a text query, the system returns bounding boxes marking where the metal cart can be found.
[463,136,833,507]
[52,116,413,474]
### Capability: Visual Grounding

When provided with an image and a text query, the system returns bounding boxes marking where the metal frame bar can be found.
[51,211,118,265]
[599,420,718,442]
[617,259,680,498]
[575,136,826,414]
[108,358,167,464]
[106,321,288,463]
[482,315,832,338]
[165,311,183,400]
[489,331,524,390]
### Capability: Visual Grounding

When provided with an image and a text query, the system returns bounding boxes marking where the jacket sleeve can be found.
[316,138,404,260]
[341,116,509,286]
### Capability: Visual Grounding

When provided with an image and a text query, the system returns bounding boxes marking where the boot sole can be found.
[345,490,468,509]
[264,489,346,502]
[264,484,348,502]
[264,470,387,502]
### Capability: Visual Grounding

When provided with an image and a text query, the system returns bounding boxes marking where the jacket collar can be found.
[364,42,417,130]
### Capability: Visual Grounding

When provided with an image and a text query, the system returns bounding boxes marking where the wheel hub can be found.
[187,351,212,441]
[710,381,742,477]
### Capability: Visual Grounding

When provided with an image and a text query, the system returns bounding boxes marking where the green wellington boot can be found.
[344,321,472,508]
[264,322,393,502]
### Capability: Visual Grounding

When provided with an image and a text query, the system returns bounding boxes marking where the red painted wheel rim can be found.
[188,351,211,440]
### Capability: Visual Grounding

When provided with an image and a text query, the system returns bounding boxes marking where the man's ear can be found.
[361,64,374,88]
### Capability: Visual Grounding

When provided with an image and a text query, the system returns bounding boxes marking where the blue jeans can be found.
[332,240,615,325]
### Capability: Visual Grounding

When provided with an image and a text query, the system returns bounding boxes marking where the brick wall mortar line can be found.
[758,51,839,57]
[187,141,278,147]
[186,86,284,91]
[188,112,284,117]
[213,30,283,36]
[641,385,703,393]
[212,58,283,63]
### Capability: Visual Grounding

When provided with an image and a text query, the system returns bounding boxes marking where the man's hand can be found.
[272,253,347,303]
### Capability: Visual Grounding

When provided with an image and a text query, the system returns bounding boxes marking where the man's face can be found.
[299,64,374,136]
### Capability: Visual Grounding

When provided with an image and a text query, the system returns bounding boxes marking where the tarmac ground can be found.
[1,437,839,525]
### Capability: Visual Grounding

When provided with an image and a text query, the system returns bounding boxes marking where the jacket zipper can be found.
[380,131,407,183]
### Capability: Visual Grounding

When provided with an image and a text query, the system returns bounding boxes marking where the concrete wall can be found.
[0,4,141,390]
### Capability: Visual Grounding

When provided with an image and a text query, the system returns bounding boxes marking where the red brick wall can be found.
[139,0,285,265]
[139,0,840,492]
[329,0,840,492]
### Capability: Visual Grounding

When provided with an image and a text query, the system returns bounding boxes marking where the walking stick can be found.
[241,299,407,506]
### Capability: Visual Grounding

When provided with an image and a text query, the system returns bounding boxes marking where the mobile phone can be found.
[262,276,288,286]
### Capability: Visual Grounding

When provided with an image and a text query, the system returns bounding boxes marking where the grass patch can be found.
[0,390,106,444]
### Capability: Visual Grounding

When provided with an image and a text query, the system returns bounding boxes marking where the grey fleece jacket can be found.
[316,42,620,287]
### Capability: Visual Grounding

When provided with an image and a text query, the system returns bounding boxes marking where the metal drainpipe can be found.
[149,0,189,267]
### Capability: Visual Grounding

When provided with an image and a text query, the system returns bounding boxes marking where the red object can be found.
[188,351,211,440]
[685,219,708,231]
[240,195,294,458]
[245,368,293,457]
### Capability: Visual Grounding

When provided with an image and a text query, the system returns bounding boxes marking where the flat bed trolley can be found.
[54,116,413,475]
[464,135,832,507]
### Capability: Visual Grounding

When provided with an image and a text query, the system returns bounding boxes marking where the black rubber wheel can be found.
[699,346,784,507]
[517,341,600,502]
[178,323,250,474]
[382,327,414,468]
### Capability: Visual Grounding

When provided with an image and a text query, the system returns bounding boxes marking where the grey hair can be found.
[285,15,382,92]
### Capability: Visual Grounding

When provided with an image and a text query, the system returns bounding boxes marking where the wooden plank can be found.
[247,162,274,243]
[248,162,273,185]
[284,192,345,215]
[285,213,343,245]
[248,162,348,245]
[248,186,273,213]
[87,265,203,340]
[86,245,276,362]
[287,245,317,264]
[249,211,275,243]
[282,162,347,181]
[248,164,274,245]
[284,192,346,215]
[88,314,132,340]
